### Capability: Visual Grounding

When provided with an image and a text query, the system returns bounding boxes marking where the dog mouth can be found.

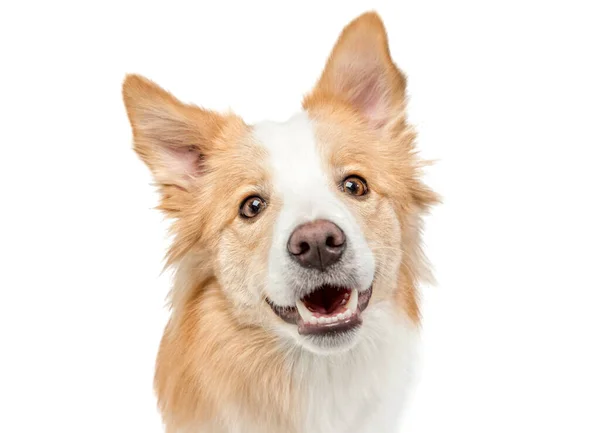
[267,285,373,336]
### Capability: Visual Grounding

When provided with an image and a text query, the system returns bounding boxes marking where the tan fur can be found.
[305,106,436,322]
[123,75,293,430]
[155,280,295,432]
[123,11,437,432]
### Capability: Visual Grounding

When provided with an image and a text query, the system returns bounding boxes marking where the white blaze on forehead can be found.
[252,112,335,225]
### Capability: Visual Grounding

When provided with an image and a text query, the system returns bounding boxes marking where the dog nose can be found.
[287,220,346,271]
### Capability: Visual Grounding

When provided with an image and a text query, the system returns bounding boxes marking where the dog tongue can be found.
[302,286,350,315]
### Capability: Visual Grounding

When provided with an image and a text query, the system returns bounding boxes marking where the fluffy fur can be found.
[123,12,437,433]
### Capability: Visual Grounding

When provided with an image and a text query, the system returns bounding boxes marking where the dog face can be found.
[123,13,436,355]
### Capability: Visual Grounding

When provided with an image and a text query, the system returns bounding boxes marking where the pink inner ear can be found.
[345,67,388,128]
[166,145,204,179]
[353,76,382,117]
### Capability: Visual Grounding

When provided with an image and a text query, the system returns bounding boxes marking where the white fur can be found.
[253,112,375,309]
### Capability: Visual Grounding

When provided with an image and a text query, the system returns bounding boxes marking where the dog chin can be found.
[296,325,364,354]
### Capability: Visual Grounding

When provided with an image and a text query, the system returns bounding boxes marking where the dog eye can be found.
[240,196,267,218]
[342,176,368,197]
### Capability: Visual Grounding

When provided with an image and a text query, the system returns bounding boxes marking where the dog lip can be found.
[266,285,373,334]
[265,298,300,325]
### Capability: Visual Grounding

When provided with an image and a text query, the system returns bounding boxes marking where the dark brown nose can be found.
[287,220,346,271]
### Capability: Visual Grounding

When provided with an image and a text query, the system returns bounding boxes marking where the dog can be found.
[123,11,437,433]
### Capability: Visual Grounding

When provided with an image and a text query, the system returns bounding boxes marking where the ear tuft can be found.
[304,12,406,129]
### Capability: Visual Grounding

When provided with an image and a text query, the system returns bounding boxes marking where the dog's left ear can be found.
[304,12,406,130]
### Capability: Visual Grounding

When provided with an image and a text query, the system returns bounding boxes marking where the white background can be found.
[1,1,599,432]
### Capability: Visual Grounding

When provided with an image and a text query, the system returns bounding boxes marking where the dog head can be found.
[123,13,437,355]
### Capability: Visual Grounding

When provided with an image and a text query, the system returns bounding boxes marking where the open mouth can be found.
[267,285,373,336]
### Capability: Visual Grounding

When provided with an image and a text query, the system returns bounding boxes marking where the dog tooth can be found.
[336,313,344,321]
[318,317,327,325]
[295,299,314,322]
[309,317,318,325]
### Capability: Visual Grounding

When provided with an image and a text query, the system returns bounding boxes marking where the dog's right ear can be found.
[122,74,225,213]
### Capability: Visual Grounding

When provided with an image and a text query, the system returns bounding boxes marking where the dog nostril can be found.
[326,236,337,248]
[298,241,310,255]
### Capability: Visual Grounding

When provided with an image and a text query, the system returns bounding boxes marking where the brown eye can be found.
[240,196,267,218]
[342,176,368,197]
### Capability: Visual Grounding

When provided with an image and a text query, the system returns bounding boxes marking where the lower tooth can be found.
[309,317,318,325]
[336,313,344,320]
[318,317,327,325]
